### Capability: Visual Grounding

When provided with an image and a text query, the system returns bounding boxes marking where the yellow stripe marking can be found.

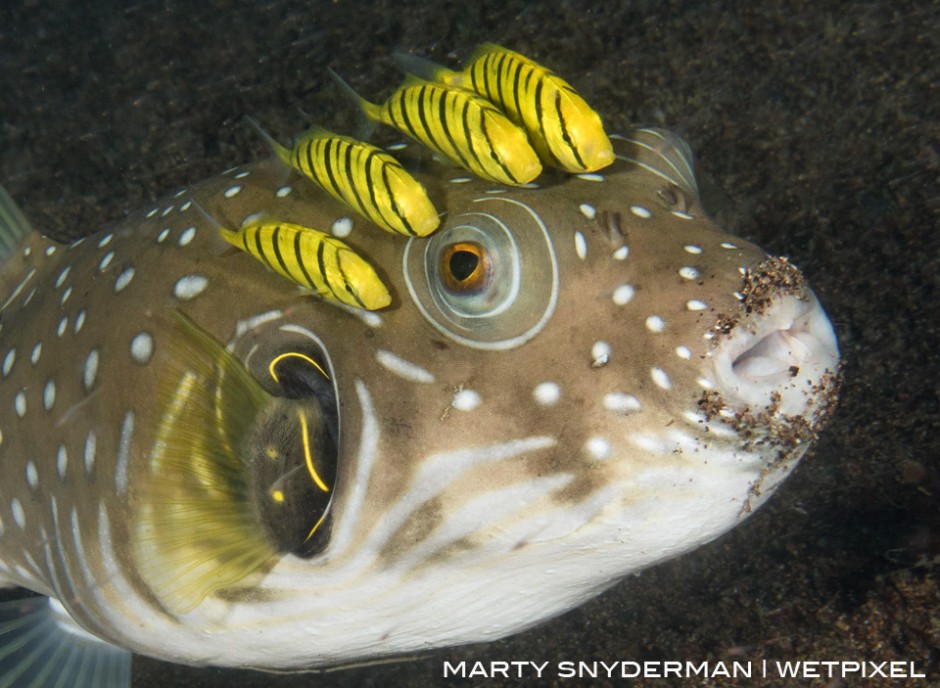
[298,409,329,493]
[268,351,330,383]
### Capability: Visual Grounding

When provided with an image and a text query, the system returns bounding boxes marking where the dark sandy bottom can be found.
[0,1,937,686]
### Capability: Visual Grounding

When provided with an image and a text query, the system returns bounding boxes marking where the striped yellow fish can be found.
[218,216,391,310]
[329,69,542,186]
[396,44,615,173]
[252,121,440,237]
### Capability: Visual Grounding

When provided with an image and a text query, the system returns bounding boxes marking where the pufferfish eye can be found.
[441,241,490,293]
[403,198,559,349]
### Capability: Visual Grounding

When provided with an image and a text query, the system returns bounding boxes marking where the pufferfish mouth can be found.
[710,291,840,418]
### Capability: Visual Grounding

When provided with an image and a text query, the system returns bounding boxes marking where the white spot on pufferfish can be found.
[26,462,38,490]
[671,210,694,220]
[233,170,251,179]
[114,267,135,293]
[14,391,26,418]
[30,342,41,365]
[720,242,739,250]
[697,377,715,389]
[449,177,473,184]
[613,284,635,306]
[85,431,97,475]
[684,244,703,255]
[579,203,596,219]
[55,266,71,288]
[56,445,68,480]
[174,275,209,301]
[44,246,56,257]
[115,411,135,495]
[57,316,68,337]
[576,173,605,182]
[646,315,665,333]
[679,266,700,280]
[84,349,99,391]
[2,349,15,377]
[676,345,692,360]
[178,227,196,247]
[11,499,25,528]
[687,299,708,311]
[43,379,55,411]
[574,232,587,260]
[146,207,158,218]
[375,350,435,384]
[612,246,629,260]
[130,332,154,364]
[651,367,672,390]
[99,251,114,271]
[533,382,561,406]
[276,186,292,198]
[630,205,652,219]
[331,217,353,238]
[60,286,72,305]
[74,309,86,334]
[224,185,242,198]
[603,392,641,414]
[181,200,192,211]
[452,389,482,411]
[591,341,611,367]
[98,233,113,248]
[585,437,612,459]
[157,228,170,243]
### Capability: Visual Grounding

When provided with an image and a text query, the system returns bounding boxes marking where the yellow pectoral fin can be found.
[132,312,289,612]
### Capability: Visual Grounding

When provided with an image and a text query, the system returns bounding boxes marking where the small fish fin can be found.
[244,116,293,168]
[134,310,278,613]
[392,51,461,86]
[611,128,700,200]
[327,68,381,138]
[0,596,131,688]
[188,197,240,255]
[0,183,34,264]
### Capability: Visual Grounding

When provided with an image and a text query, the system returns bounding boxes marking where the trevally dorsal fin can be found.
[391,51,461,86]
[0,183,34,264]
[0,596,131,688]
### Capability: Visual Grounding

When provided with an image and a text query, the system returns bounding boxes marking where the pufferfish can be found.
[0,128,839,685]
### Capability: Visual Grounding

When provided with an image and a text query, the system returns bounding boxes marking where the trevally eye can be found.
[404,197,559,349]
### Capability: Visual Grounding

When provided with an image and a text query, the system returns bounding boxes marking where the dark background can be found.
[1,1,937,686]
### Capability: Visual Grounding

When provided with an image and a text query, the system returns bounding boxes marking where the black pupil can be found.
[449,250,479,282]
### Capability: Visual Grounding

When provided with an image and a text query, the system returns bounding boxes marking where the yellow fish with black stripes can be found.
[215,214,392,310]
[0,61,840,688]
[396,43,615,173]
[251,120,440,237]
[330,69,543,186]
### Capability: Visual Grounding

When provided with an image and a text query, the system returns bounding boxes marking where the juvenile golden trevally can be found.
[251,120,440,237]
[396,43,615,173]
[215,214,392,310]
[330,69,543,186]
[0,129,839,685]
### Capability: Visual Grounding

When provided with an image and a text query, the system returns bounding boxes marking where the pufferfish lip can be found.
[708,291,841,418]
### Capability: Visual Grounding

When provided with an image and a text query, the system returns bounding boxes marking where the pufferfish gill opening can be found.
[0,44,839,684]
